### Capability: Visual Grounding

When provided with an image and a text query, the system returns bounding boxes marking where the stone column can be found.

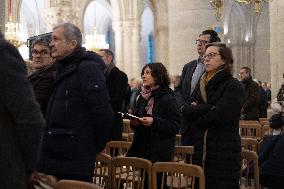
[0,0,5,34]
[112,21,124,70]
[122,21,134,78]
[270,0,284,97]
[131,21,141,78]
[167,0,217,75]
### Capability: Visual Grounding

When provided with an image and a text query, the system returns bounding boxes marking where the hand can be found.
[139,117,153,126]
[191,102,197,106]
[130,118,140,126]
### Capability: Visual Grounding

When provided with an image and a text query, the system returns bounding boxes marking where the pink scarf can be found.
[140,85,160,115]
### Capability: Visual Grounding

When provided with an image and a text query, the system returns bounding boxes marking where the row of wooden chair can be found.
[94,155,205,189]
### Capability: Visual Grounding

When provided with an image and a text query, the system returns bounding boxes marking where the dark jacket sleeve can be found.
[152,94,180,135]
[174,64,188,108]
[0,41,45,174]
[243,81,260,113]
[108,69,128,112]
[194,80,245,129]
[78,62,113,153]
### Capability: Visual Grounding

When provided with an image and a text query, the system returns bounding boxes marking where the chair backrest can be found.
[241,138,259,152]
[259,118,269,125]
[152,162,205,189]
[239,120,260,125]
[261,124,273,137]
[240,150,259,189]
[105,141,132,157]
[172,146,194,164]
[239,123,262,140]
[175,134,182,146]
[94,153,112,188]
[55,180,100,189]
[123,119,131,133]
[110,156,152,189]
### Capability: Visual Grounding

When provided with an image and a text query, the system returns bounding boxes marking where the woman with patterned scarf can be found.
[127,62,180,188]
[181,43,245,189]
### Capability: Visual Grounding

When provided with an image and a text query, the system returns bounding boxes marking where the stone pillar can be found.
[270,0,284,98]
[167,0,217,75]
[0,0,5,34]
[112,21,124,70]
[122,21,134,78]
[131,21,141,78]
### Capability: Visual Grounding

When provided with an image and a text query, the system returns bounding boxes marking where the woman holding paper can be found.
[127,63,180,165]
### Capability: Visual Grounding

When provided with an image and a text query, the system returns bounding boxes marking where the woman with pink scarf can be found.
[127,62,180,188]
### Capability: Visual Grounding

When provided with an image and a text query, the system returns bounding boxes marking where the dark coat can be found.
[127,87,180,163]
[182,70,245,189]
[105,66,128,141]
[37,48,113,177]
[241,77,260,120]
[0,38,45,189]
[28,64,56,115]
[259,134,284,187]
[175,59,201,135]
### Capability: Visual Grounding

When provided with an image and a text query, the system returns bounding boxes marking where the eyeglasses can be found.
[202,52,220,61]
[196,39,209,46]
[32,49,49,56]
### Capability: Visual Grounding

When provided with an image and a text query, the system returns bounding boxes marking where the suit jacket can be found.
[0,37,45,189]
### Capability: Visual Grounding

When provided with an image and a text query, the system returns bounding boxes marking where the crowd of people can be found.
[0,22,283,189]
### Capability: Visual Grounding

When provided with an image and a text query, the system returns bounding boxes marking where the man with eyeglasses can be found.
[28,38,56,115]
[175,29,221,145]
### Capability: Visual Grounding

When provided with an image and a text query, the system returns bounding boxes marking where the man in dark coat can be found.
[37,23,113,182]
[175,29,221,145]
[28,37,56,115]
[239,66,260,120]
[0,33,45,188]
[98,49,128,141]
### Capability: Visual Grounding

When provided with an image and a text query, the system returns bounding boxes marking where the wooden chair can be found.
[105,141,132,157]
[261,124,273,137]
[240,150,259,189]
[152,162,205,189]
[239,120,260,125]
[110,156,152,189]
[239,123,262,140]
[175,134,182,146]
[241,138,259,152]
[123,119,131,133]
[93,153,112,189]
[54,180,100,189]
[172,146,194,164]
[259,118,269,126]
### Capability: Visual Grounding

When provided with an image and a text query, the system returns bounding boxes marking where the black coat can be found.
[29,64,56,115]
[175,59,204,135]
[0,37,45,189]
[37,48,113,177]
[105,66,128,141]
[182,70,245,189]
[127,87,180,163]
[241,77,260,120]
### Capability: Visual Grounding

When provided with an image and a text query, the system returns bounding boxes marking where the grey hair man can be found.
[36,23,113,182]
[175,29,221,145]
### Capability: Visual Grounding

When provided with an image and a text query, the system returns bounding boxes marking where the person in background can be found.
[0,33,45,189]
[127,62,180,189]
[28,37,56,115]
[128,78,142,114]
[170,75,181,90]
[37,23,113,182]
[98,49,128,141]
[182,43,245,189]
[175,29,221,145]
[239,66,260,120]
[262,81,271,106]
[254,79,268,118]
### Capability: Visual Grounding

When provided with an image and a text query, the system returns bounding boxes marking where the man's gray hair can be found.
[53,23,82,47]
[31,37,50,50]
